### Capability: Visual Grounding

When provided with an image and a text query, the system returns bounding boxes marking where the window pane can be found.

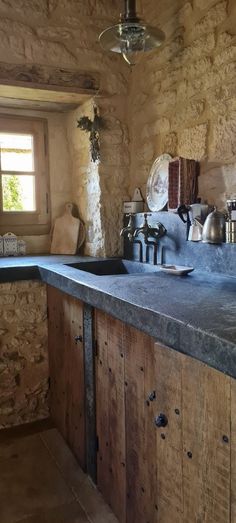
[0,133,34,172]
[2,174,36,211]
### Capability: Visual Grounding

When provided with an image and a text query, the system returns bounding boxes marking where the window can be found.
[0,115,50,235]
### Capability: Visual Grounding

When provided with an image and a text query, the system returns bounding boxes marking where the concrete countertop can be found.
[0,254,236,378]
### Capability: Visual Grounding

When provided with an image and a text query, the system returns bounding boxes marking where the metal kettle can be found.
[201,207,225,244]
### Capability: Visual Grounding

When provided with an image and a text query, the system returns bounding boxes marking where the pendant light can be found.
[99,0,165,66]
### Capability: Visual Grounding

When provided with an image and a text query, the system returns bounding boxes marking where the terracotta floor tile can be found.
[41,429,118,523]
[0,426,117,523]
[14,501,89,523]
[0,433,74,523]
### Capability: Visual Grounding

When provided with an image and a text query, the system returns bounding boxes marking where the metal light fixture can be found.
[99,0,165,66]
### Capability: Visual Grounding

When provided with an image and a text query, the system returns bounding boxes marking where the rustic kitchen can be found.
[0,0,236,522]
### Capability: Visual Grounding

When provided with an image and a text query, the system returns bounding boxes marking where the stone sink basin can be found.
[65,259,159,276]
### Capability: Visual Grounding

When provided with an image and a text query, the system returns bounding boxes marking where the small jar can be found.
[0,236,3,257]
[3,232,18,256]
[226,221,236,243]
[17,239,26,255]
[226,199,236,220]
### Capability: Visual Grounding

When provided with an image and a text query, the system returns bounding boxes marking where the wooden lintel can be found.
[0,62,100,95]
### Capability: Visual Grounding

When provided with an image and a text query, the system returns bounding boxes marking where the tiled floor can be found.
[0,421,118,523]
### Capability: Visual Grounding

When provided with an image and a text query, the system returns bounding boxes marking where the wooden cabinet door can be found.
[125,337,231,523]
[124,333,183,523]
[182,355,231,523]
[95,310,126,523]
[154,343,231,523]
[47,285,86,470]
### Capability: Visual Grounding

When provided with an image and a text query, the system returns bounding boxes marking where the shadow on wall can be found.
[66,99,104,258]
[199,161,235,211]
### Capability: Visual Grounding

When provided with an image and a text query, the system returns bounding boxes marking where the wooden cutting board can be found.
[50,203,85,255]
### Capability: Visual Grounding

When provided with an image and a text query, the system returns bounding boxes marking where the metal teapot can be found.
[201,207,226,244]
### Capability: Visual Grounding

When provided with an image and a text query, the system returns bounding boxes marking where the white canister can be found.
[3,232,18,256]
[0,236,3,257]
[123,201,144,213]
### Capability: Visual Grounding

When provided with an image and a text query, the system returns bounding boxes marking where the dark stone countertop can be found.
[0,255,236,378]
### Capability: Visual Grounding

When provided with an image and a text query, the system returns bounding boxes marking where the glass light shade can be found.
[99,22,165,54]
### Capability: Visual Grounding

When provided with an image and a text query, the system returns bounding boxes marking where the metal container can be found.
[17,239,26,255]
[202,207,226,244]
[226,221,236,243]
[3,232,18,256]
[0,236,3,257]
[227,199,236,220]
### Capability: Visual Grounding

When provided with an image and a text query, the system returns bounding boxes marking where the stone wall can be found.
[0,281,48,428]
[129,0,236,211]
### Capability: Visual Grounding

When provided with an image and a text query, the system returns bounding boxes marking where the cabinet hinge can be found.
[96,435,99,452]
[47,306,49,319]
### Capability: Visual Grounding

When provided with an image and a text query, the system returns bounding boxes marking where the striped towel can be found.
[168,157,199,212]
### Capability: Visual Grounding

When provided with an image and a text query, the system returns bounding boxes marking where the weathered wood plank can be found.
[154,343,183,520]
[182,357,231,523]
[96,310,111,506]
[96,310,126,522]
[84,304,96,482]
[125,326,158,523]
[107,316,126,523]
[230,378,236,522]
[63,294,85,470]
[47,285,67,440]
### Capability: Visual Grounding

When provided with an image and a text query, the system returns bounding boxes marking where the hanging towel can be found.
[168,157,199,212]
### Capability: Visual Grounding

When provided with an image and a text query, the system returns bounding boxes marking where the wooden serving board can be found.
[50,203,85,255]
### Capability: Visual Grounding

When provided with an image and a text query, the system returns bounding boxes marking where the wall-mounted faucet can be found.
[120,214,143,262]
[133,213,167,264]
[120,214,135,241]
[133,213,166,242]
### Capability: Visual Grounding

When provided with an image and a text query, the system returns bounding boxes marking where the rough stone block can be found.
[178,123,208,160]
[141,118,171,140]
[210,116,236,162]
[172,33,215,68]
[214,45,236,67]
[198,162,236,209]
[171,101,205,130]
[190,2,227,40]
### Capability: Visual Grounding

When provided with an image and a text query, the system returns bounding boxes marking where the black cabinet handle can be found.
[75,335,83,344]
[154,413,168,428]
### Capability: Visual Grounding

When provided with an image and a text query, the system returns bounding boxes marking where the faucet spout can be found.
[120,214,135,240]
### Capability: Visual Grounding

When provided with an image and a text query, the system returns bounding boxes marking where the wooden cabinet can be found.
[47,285,86,470]
[95,309,233,523]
